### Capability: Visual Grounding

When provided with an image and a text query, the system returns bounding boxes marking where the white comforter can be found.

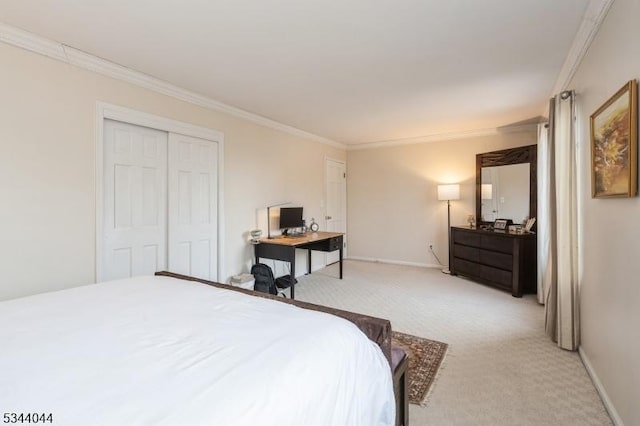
[0,276,394,426]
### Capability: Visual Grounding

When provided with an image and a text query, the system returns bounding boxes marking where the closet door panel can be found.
[103,120,168,281]
[168,133,218,281]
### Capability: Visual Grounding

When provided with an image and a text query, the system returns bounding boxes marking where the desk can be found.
[254,232,344,299]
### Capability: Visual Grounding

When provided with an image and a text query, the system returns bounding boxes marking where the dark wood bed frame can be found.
[155,271,408,426]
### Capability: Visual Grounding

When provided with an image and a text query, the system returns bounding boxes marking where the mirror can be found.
[476,145,537,228]
[481,163,530,223]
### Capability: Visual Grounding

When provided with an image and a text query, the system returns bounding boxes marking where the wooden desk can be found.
[254,232,344,299]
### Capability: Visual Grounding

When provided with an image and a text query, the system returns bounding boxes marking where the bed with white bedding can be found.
[0,275,395,426]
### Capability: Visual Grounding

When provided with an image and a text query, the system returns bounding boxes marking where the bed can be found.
[0,273,397,426]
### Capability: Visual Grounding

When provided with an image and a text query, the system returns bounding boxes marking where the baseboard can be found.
[309,262,332,274]
[346,256,441,269]
[579,347,624,426]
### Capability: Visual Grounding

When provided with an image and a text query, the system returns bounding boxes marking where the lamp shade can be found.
[437,184,460,201]
[481,183,493,200]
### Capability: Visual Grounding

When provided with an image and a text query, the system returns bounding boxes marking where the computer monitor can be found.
[279,207,304,230]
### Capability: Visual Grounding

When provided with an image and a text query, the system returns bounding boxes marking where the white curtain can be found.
[537,123,552,305]
[540,92,580,351]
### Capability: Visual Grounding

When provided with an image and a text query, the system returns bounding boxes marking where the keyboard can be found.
[284,233,307,238]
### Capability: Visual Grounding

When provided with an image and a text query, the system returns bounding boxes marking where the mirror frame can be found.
[476,144,537,228]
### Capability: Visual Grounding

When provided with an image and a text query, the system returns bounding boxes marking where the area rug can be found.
[392,331,448,406]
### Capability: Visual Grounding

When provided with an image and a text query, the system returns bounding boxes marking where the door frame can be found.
[324,156,347,260]
[95,102,225,282]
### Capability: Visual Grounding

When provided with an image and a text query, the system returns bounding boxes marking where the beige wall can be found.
[346,130,536,267]
[0,42,345,301]
[569,0,640,423]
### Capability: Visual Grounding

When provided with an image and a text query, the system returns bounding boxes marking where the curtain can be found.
[541,92,580,351]
[537,122,552,305]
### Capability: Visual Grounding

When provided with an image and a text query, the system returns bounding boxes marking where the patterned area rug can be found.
[392,331,448,406]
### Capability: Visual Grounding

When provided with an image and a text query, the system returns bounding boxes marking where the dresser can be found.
[450,226,536,297]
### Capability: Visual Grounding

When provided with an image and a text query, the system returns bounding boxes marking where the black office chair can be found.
[275,275,297,298]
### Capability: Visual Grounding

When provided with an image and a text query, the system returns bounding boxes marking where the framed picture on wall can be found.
[590,80,638,198]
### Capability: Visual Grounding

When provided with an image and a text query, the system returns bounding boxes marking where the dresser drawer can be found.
[453,244,480,262]
[452,230,481,247]
[478,264,512,289]
[479,250,512,271]
[453,258,512,290]
[481,235,513,254]
[452,258,481,277]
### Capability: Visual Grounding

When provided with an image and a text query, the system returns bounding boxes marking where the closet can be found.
[100,118,219,282]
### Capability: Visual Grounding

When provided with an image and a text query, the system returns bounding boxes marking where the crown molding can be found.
[0,22,346,150]
[3,5,609,153]
[347,124,538,151]
[0,22,67,61]
[551,0,614,94]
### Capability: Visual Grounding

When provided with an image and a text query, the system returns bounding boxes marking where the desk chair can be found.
[275,275,297,298]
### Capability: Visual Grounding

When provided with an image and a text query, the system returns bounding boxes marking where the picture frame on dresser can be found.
[493,218,513,230]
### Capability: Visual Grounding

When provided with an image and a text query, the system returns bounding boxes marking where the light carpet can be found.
[289,260,612,426]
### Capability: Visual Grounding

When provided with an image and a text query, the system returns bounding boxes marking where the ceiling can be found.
[0,0,590,145]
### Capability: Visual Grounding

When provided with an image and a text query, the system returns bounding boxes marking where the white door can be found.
[103,120,168,281]
[325,158,347,264]
[168,133,218,280]
[481,168,500,221]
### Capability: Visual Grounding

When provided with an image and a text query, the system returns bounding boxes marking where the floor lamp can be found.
[437,184,460,274]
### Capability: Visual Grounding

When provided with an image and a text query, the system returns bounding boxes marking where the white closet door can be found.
[103,119,168,281]
[168,133,218,280]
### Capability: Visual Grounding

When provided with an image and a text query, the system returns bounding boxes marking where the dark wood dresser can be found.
[450,226,536,297]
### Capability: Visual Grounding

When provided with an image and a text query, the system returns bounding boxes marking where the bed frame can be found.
[155,271,408,426]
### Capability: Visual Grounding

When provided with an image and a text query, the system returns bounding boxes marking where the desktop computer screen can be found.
[279,207,304,230]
